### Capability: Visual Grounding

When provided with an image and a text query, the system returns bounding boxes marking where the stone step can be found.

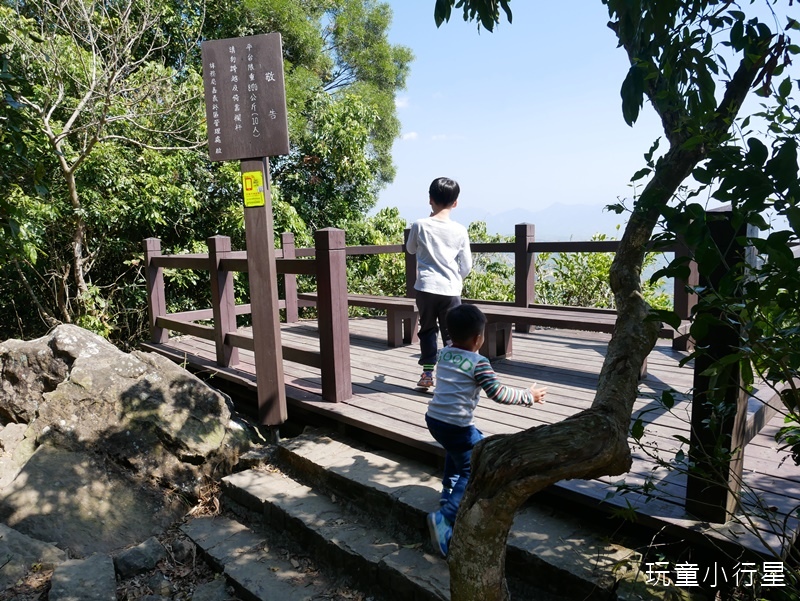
[272,429,639,599]
[221,466,450,601]
[181,514,355,601]
[215,429,683,601]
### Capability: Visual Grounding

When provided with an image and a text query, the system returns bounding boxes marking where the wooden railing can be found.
[288,223,697,328]
[143,217,781,524]
[143,228,351,406]
[144,223,694,408]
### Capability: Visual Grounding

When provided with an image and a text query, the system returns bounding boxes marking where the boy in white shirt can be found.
[406,177,472,388]
[425,304,547,557]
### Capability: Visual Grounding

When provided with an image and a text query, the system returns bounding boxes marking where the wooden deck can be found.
[142,316,800,561]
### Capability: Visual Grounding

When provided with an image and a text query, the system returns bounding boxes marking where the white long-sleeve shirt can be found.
[406,216,472,296]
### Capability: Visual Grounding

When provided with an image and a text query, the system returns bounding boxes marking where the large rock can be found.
[0,328,73,423]
[0,324,259,559]
[0,445,183,556]
[0,523,66,590]
[0,325,249,496]
[49,554,117,601]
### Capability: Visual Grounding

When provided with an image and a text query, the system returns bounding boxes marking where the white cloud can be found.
[401,132,419,141]
[395,96,410,109]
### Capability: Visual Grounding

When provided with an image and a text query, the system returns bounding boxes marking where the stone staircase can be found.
[180,428,687,601]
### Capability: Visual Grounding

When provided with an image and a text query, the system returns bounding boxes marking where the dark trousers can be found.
[425,414,484,524]
[415,290,461,366]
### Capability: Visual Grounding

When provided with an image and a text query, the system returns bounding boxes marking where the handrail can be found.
[143,230,352,404]
[143,227,694,403]
[287,238,685,257]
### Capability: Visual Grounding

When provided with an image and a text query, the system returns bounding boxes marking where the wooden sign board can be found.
[201,33,290,161]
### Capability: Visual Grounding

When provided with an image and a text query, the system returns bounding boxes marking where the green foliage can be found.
[274,92,382,229]
[433,0,511,32]
[537,234,672,311]
[0,8,42,265]
[345,207,407,298]
[462,221,514,301]
[461,223,672,310]
[0,0,411,348]
[201,0,412,187]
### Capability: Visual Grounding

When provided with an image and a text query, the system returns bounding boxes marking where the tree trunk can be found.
[65,170,90,300]
[448,409,633,600]
[448,147,702,599]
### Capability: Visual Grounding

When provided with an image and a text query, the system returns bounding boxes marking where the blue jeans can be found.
[425,414,484,524]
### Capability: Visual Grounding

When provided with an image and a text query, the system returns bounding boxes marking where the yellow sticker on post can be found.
[242,171,266,207]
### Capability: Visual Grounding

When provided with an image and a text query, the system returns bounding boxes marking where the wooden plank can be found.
[470,242,514,253]
[219,256,249,272]
[168,308,214,321]
[315,229,352,402]
[225,332,322,369]
[529,241,619,253]
[281,233,299,323]
[278,258,317,275]
[241,157,287,426]
[140,341,257,390]
[299,291,683,343]
[208,235,239,367]
[298,292,416,310]
[155,316,215,340]
[151,254,212,270]
[143,238,168,344]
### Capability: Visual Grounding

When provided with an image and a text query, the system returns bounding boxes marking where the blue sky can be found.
[375,2,666,237]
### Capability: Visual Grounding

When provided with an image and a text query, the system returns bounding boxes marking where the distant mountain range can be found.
[456,203,630,241]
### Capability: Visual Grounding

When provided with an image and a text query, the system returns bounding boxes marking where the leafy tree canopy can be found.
[0,0,412,345]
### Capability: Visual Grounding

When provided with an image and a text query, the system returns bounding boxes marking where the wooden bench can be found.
[298,293,419,347]
[297,293,688,374]
[468,301,686,368]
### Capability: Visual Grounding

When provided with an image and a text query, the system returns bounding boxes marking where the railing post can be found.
[514,223,536,333]
[281,232,299,323]
[672,236,699,351]
[143,238,168,344]
[241,157,287,428]
[685,207,756,523]
[316,228,352,402]
[208,235,239,368]
[404,227,417,299]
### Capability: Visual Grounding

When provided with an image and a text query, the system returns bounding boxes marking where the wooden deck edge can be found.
[141,340,442,458]
[140,341,257,388]
[553,479,792,561]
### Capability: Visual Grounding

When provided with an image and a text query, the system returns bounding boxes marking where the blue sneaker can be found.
[427,511,452,558]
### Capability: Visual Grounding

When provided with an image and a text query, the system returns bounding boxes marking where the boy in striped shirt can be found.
[425,304,546,558]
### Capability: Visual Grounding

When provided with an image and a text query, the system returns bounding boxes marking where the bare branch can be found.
[12,260,61,329]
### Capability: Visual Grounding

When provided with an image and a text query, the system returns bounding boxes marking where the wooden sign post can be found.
[201,33,290,428]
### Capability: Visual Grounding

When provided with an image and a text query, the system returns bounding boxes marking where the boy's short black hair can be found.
[429,177,460,208]
[446,304,486,343]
